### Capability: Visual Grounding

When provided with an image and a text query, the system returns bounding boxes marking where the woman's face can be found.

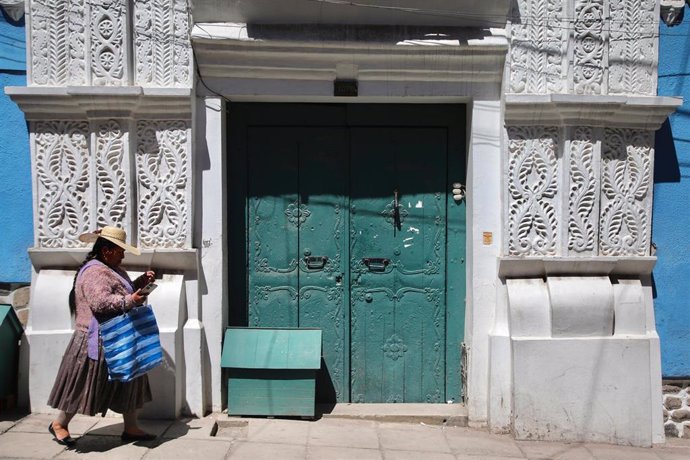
[102,245,125,267]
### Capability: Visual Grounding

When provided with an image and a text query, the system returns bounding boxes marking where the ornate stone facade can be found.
[25,0,193,249]
[505,0,660,257]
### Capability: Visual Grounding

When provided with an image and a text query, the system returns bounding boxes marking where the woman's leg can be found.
[122,409,150,435]
[51,411,75,439]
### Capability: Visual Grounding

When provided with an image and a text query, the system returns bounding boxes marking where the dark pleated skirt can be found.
[48,329,152,416]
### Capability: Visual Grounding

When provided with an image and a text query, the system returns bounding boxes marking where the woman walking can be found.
[47,226,157,445]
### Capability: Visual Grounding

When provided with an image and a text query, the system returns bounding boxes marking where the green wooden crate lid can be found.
[0,305,22,337]
[221,327,322,370]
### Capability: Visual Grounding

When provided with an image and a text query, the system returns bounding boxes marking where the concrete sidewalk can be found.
[2,411,690,460]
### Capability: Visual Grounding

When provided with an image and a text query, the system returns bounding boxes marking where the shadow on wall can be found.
[655,119,681,183]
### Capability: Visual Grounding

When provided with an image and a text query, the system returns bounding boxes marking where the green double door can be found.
[232,104,465,404]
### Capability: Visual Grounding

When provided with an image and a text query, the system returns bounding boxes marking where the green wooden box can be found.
[0,305,22,399]
[221,327,322,417]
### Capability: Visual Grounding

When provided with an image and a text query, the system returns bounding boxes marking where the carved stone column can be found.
[494,0,681,446]
[9,0,199,417]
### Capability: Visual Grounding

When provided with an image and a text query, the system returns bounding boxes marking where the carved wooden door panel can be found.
[349,128,448,403]
[240,104,465,404]
[247,127,349,402]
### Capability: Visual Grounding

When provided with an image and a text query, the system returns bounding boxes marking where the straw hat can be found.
[78,226,141,256]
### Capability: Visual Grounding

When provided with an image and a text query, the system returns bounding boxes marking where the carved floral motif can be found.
[573,0,605,94]
[507,127,559,255]
[599,129,652,256]
[136,120,189,248]
[35,121,91,247]
[568,127,598,254]
[509,0,566,93]
[95,120,127,228]
[90,0,127,85]
[609,0,656,95]
[134,0,192,87]
[30,0,87,86]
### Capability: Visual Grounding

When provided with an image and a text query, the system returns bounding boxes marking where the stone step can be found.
[318,403,469,427]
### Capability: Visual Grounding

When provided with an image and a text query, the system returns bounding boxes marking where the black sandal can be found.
[48,423,76,446]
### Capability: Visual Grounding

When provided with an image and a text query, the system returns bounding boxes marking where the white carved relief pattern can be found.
[35,121,91,247]
[599,129,652,256]
[509,0,566,93]
[507,127,559,255]
[134,0,192,87]
[568,127,598,254]
[572,0,605,94]
[90,0,127,85]
[95,120,127,228]
[136,121,189,248]
[30,0,87,86]
[609,0,655,95]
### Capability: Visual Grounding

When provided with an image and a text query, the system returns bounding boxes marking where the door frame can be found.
[227,103,467,402]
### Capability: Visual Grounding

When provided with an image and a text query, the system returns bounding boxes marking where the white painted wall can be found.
[197,97,228,412]
[464,100,504,426]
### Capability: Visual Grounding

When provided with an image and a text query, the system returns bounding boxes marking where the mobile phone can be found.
[139,283,158,296]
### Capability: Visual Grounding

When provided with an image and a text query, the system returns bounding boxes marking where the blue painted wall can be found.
[654,5,690,378]
[0,9,32,283]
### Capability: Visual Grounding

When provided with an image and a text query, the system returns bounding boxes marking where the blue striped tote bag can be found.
[99,305,163,382]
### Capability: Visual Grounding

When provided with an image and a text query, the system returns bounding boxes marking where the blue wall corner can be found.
[0,12,32,283]
[654,5,690,378]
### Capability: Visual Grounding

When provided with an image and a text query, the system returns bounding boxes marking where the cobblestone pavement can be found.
[2,412,690,459]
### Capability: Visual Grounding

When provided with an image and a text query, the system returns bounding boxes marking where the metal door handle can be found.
[304,255,328,270]
[362,258,390,272]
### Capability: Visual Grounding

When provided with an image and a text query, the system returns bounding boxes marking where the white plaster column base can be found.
[24,269,75,413]
[512,337,659,446]
[140,274,185,420]
[183,319,207,416]
[25,329,73,413]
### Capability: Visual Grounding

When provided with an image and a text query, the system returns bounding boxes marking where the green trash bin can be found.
[221,327,322,417]
[0,304,23,403]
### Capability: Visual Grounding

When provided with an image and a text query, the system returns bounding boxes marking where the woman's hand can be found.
[143,270,156,284]
[131,290,148,306]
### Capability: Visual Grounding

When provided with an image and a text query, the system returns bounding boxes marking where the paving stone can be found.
[228,441,306,459]
[388,450,455,460]
[585,443,662,460]
[307,445,382,459]
[85,417,171,438]
[445,427,523,457]
[245,418,310,445]
[378,423,451,454]
[10,413,97,436]
[515,440,581,459]
[308,418,379,449]
[0,420,16,434]
[55,434,150,459]
[161,415,218,439]
[654,449,690,460]
[0,431,67,459]
[144,438,233,459]
[552,446,596,460]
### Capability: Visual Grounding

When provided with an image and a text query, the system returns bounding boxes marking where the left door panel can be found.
[247,127,349,402]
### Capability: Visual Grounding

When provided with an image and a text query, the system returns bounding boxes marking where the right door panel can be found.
[349,128,448,403]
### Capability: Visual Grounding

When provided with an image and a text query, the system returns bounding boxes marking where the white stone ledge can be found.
[498,256,656,278]
[504,94,682,130]
[28,248,199,273]
[4,86,193,120]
